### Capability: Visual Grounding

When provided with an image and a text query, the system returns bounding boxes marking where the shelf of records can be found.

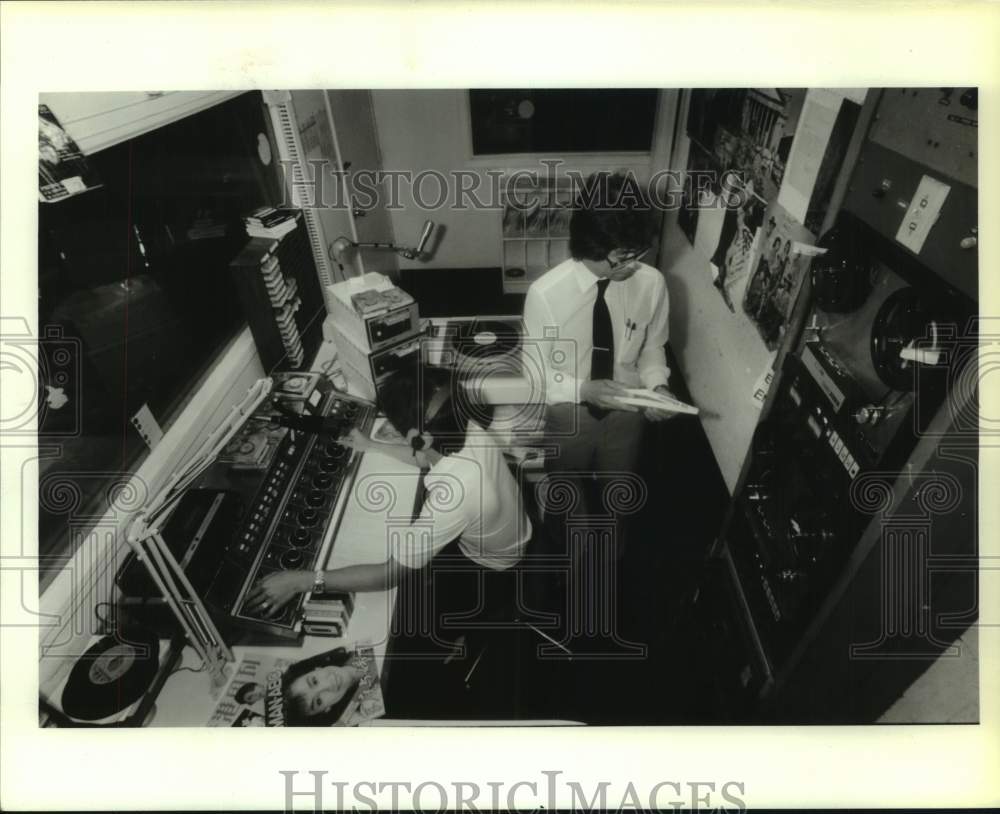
[500,177,574,294]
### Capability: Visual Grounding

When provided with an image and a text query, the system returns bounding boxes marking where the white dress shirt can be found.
[393,422,532,571]
[523,258,671,405]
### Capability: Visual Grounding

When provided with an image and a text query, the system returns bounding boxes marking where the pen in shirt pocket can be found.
[625,318,636,340]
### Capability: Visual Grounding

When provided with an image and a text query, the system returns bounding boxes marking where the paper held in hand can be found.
[612,388,699,415]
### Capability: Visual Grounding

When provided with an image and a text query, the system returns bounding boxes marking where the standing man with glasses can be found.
[523,171,675,618]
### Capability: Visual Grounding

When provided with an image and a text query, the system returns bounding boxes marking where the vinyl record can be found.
[458,320,521,360]
[61,629,160,721]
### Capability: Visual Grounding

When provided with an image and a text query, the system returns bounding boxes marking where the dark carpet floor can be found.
[381,409,730,725]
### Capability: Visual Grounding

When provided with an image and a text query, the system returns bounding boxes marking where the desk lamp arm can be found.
[124,377,273,685]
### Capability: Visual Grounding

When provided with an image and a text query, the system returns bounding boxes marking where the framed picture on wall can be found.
[468,89,658,155]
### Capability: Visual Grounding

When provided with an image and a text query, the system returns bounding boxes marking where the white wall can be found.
[657,107,774,493]
[370,90,661,270]
[659,220,774,493]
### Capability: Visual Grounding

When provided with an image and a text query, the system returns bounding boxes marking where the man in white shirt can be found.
[524,172,675,568]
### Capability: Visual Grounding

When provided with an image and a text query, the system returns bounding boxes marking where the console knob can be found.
[291,528,311,547]
[281,549,305,569]
[312,473,333,490]
[854,405,885,425]
[298,508,318,527]
[306,490,325,508]
[319,457,343,474]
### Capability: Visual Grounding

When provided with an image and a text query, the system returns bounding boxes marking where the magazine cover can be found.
[207,644,384,727]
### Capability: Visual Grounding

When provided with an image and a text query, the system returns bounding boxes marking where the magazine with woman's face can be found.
[207,644,384,727]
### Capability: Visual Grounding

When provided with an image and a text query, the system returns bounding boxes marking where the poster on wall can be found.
[684,88,860,321]
[685,89,808,309]
[742,201,824,351]
[687,88,808,207]
[706,170,766,312]
[779,89,863,235]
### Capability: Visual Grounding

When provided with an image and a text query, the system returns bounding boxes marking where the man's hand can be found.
[644,384,681,422]
[245,570,312,618]
[339,427,373,453]
[579,379,637,412]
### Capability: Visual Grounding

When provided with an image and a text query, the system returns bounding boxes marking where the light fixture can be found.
[330,220,436,275]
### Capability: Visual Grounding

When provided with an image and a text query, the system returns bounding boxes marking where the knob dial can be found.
[298,508,319,527]
[281,549,305,569]
[319,457,343,474]
[290,528,312,547]
[312,473,333,490]
[325,443,348,459]
[306,490,325,508]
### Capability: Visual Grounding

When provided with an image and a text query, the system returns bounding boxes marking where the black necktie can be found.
[411,468,430,523]
[589,278,613,418]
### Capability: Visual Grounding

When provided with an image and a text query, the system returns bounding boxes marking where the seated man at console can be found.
[246,367,535,637]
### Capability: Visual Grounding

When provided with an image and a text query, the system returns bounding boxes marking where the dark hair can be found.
[281,647,356,726]
[569,172,657,262]
[234,681,261,704]
[378,365,492,455]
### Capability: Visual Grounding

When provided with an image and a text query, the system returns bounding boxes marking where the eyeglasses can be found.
[607,247,650,271]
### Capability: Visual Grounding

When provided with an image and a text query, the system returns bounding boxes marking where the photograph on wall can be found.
[742,201,818,350]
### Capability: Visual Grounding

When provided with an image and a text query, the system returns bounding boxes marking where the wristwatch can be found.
[312,568,326,596]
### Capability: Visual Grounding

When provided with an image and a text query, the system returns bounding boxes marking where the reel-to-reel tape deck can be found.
[726,211,975,669]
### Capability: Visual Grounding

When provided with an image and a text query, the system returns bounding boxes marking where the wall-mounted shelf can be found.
[501,177,573,294]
